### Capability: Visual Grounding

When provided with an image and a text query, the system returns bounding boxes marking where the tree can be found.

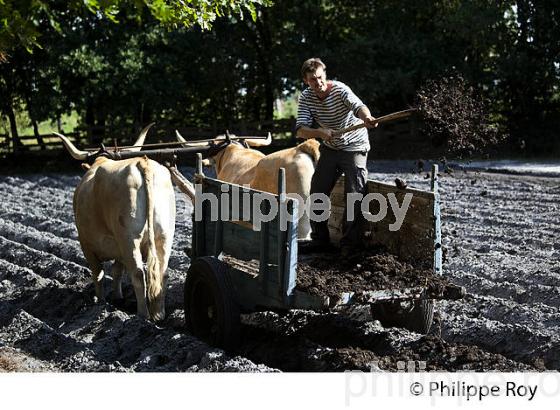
[0,0,271,54]
[1,0,559,156]
[492,0,560,153]
[0,0,272,149]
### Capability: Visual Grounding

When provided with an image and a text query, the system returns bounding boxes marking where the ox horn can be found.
[244,132,272,147]
[175,130,187,144]
[175,130,211,146]
[126,122,155,152]
[54,132,89,160]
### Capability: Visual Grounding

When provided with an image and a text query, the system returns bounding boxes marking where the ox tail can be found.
[296,139,321,164]
[138,157,161,306]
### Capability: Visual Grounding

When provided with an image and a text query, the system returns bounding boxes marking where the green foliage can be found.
[0,0,271,53]
[274,93,299,120]
[0,109,78,136]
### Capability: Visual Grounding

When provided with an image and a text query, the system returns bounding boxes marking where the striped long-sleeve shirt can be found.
[296,80,370,152]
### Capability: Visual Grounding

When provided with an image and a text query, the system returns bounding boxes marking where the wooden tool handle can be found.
[332,108,416,137]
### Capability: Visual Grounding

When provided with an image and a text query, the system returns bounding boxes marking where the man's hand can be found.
[363,115,378,128]
[317,127,334,141]
[357,106,378,128]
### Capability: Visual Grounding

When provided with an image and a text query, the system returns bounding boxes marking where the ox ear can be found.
[126,122,155,152]
[54,132,89,160]
[81,163,91,171]
[244,132,272,147]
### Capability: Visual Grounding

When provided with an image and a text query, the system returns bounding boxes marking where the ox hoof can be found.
[151,312,166,323]
[137,312,149,320]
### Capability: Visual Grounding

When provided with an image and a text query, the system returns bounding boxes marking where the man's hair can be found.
[301,58,326,79]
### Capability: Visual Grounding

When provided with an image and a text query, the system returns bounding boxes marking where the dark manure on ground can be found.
[326,336,535,371]
[237,314,535,371]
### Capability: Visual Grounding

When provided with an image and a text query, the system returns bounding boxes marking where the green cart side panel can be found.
[192,175,299,305]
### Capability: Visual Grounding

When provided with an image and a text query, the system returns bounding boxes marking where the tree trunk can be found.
[6,103,23,153]
[257,12,274,121]
[95,109,106,146]
[32,119,45,150]
[86,104,95,145]
[140,102,145,126]
[245,12,275,121]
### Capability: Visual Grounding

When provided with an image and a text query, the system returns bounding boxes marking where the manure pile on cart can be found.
[296,248,445,299]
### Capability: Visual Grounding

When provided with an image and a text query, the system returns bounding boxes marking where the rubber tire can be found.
[184,256,240,351]
[370,299,434,334]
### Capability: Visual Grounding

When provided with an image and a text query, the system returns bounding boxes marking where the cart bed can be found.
[189,163,461,313]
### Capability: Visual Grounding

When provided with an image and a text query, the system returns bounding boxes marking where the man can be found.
[296,58,377,255]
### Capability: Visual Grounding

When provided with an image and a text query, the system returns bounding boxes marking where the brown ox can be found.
[55,126,175,321]
[176,132,320,239]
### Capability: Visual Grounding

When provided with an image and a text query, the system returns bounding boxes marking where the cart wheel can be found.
[184,256,240,350]
[370,298,434,334]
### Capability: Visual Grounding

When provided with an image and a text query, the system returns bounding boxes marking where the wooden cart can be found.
[183,156,463,349]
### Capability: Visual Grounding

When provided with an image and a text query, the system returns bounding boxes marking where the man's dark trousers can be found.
[309,144,368,247]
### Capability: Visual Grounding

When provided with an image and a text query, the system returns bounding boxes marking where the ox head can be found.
[55,123,155,162]
[174,130,272,169]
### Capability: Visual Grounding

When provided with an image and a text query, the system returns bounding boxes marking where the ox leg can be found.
[132,268,149,319]
[297,203,312,240]
[289,174,313,240]
[123,251,149,319]
[111,261,124,301]
[156,234,172,277]
[150,234,172,319]
[84,253,105,303]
